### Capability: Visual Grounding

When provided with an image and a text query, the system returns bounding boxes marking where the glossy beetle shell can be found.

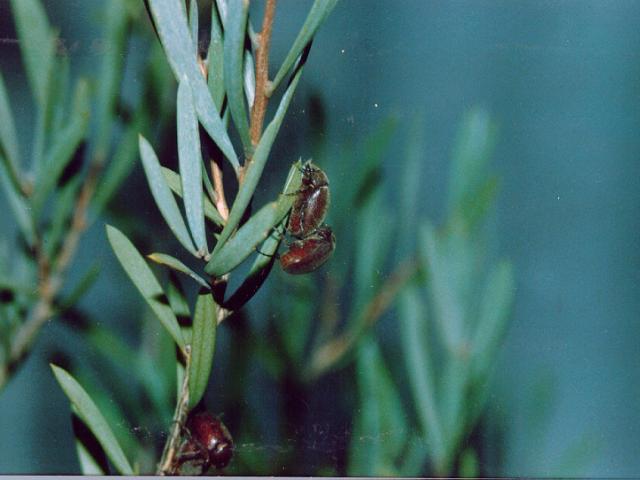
[287,161,330,237]
[280,225,336,275]
[177,412,234,473]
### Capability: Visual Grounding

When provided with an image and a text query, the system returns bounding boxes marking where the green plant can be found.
[346,108,515,476]
[0,0,155,391]
[47,0,339,474]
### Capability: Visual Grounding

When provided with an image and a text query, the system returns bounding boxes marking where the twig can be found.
[249,0,277,147]
[158,348,191,475]
[157,304,231,475]
[6,160,103,378]
[305,259,418,381]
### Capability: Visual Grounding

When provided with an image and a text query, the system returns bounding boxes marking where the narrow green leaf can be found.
[177,77,208,253]
[398,114,425,256]
[75,439,107,475]
[139,135,197,255]
[205,201,279,276]
[447,107,497,218]
[419,222,465,352]
[93,0,129,158]
[147,0,239,169]
[398,435,428,476]
[270,0,338,93]
[33,79,90,216]
[223,0,251,152]
[398,287,445,464]
[148,252,210,289]
[10,0,55,108]
[58,264,100,310]
[0,155,36,247]
[50,56,70,137]
[221,164,302,308]
[137,314,176,422]
[207,5,225,110]
[222,229,281,310]
[188,291,217,408]
[0,72,23,191]
[162,166,224,226]
[167,271,191,318]
[213,63,305,255]
[106,225,185,348]
[51,365,134,475]
[471,260,514,376]
[189,0,199,54]
[206,161,303,275]
[92,115,145,221]
[348,337,406,475]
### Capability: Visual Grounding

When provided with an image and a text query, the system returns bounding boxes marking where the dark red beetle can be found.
[175,412,234,474]
[287,161,330,238]
[280,225,336,275]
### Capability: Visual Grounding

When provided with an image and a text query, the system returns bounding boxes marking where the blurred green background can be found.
[1,0,639,475]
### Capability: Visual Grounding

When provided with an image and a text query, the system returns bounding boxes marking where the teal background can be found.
[1,0,639,475]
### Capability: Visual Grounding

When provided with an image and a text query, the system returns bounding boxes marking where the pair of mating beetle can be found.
[278,160,336,275]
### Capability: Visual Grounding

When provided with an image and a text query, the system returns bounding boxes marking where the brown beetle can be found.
[287,161,330,238]
[175,412,234,474]
[280,225,336,275]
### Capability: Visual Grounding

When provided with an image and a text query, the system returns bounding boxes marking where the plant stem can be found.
[249,0,276,147]
[305,259,417,381]
[158,348,191,475]
[4,159,102,388]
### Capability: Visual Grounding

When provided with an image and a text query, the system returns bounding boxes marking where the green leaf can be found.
[51,364,134,475]
[188,291,217,408]
[419,222,465,352]
[147,0,239,169]
[189,0,199,54]
[205,202,278,276]
[399,113,425,255]
[447,107,497,219]
[270,0,338,93]
[348,337,406,476]
[398,287,445,465]
[106,225,185,348]
[222,229,281,310]
[32,79,90,216]
[161,166,224,226]
[10,0,55,108]
[207,5,225,110]
[58,264,100,310]
[206,161,303,275]
[75,438,107,475]
[92,115,146,221]
[138,135,197,255]
[137,314,176,422]
[213,62,305,256]
[470,260,514,376]
[0,72,23,192]
[223,0,251,153]
[0,154,36,247]
[93,0,130,158]
[177,77,208,254]
[148,252,210,289]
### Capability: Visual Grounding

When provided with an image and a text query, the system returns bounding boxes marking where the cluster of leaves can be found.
[46,0,339,475]
[0,0,161,390]
[210,109,513,476]
[347,109,514,476]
